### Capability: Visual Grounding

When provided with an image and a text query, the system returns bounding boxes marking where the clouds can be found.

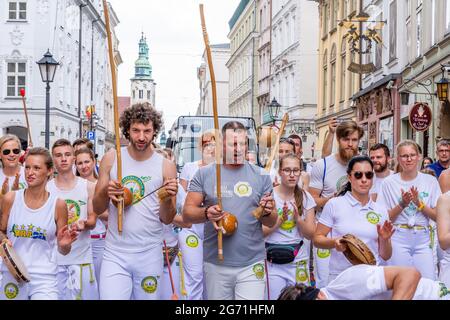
[108,0,239,132]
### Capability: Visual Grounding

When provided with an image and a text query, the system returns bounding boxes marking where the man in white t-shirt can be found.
[369,143,393,202]
[308,121,364,288]
[279,264,450,300]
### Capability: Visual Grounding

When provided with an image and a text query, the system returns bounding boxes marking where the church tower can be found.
[130,33,156,106]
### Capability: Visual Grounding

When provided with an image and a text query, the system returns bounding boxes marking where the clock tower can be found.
[130,33,156,106]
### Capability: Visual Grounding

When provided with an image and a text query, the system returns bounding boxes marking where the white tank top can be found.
[107,147,165,253]
[443,191,450,261]
[89,181,107,236]
[2,189,58,276]
[47,177,93,265]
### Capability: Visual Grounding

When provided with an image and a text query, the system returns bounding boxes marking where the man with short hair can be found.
[183,121,277,300]
[309,120,363,288]
[288,134,309,173]
[93,102,178,300]
[47,139,98,300]
[427,140,450,178]
[72,138,94,152]
[369,143,393,201]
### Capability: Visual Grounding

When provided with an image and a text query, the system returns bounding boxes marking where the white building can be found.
[270,0,319,159]
[257,0,271,125]
[0,0,121,157]
[227,0,260,122]
[130,33,156,107]
[196,43,230,116]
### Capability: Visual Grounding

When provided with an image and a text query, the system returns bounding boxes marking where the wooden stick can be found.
[264,113,289,172]
[19,89,33,147]
[163,240,179,300]
[199,4,224,262]
[103,0,123,234]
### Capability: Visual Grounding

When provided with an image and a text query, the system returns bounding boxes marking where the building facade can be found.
[0,0,121,158]
[315,0,360,158]
[196,43,230,116]
[227,0,260,124]
[130,33,156,107]
[269,0,319,160]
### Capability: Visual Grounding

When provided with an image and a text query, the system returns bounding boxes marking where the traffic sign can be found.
[87,131,95,140]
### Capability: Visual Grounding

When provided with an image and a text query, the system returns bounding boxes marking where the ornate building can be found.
[130,33,156,107]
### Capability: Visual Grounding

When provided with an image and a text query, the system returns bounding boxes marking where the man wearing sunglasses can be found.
[0,134,27,199]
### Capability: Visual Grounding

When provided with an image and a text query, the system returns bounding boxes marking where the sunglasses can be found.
[352,171,374,180]
[2,148,20,156]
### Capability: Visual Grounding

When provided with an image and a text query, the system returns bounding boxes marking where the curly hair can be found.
[119,102,163,141]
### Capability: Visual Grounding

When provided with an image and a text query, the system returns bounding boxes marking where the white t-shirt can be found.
[265,190,316,260]
[369,170,394,199]
[0,166,27,192]
[319,192,389,277]
[378,172,442,227]
[322,264,450,300]
[179,161,203,237]
[309,155,348,200]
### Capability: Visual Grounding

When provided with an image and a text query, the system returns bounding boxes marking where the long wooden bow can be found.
[199,4,224,261]
[103,0,123,234]
[19,89,33,147]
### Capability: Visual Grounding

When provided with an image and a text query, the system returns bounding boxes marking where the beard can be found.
[374,161,388,173]
[130,139,152,152]
[339,146,358,162]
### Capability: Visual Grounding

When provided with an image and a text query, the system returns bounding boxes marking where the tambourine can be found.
[220,212,238,236]
[0,241,30,283]
[340,234,376,266]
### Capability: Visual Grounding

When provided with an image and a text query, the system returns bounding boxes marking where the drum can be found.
[340,234,376,266]
[0,241,30,283]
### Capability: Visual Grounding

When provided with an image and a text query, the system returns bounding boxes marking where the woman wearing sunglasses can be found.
[0,135,27,198]
[263,154,316,299]
[378,140,442,280]
[313,156,394,283]
[178,130,217,300]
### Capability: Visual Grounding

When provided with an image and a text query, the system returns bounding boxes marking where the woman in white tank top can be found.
[0,134,27,201]
[75,147,107,284]
[0,147,78,300]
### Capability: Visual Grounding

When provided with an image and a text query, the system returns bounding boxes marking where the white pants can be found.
[439,258,450,288]
[0,271,58,300]
[388,227,435,279]
[313,246,331,288]
[204,261,266,300]
[178,228,204,300]
[91,238,105,286]
[99,245,163,300]
[266,259,310,300]
[57,264,99,300]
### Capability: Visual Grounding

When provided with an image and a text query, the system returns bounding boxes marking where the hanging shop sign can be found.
[409,102,432,132]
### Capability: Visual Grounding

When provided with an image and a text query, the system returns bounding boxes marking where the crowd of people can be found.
[0,102,449,300]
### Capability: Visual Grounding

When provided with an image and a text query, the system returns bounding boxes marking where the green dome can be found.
[134,33,152,79]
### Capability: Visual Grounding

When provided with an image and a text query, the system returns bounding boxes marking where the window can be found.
[332,0,338,28]
[291,14,296,44]
[8,1,27,20]
[330,44,336,107]
[416,2,422,57]
[343,0,348,19]
[406,5,411,61]
[323,3,329,35]
[446,0,450,32]
[147,90,150,100]
[139,90,143,99]
[375,12,383,69]
[389,1,397,61]
[6,62,26,97]
[350,50,355,95]
[431,0,436,45]
[286,18,290,47]
[322,50,328,110]
[340,40,346,102]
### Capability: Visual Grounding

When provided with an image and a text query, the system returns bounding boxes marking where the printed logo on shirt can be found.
[336,176,348,193]
[439,282,449,298]
[317,248,331,259]
[366,211,381,225]
[141,276,158,294]
[296,261,309,283]
[252,263,265,280]
[122,175,146,204]
[4,283,18,299]
[278,208,295,231]
[18,182,26,190]
[11,224,47,241]
[233,182,252,197]
[66,199,81,225]
[400,191,430,217]
[186,235,199,248]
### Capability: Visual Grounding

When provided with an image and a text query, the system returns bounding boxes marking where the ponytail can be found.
[337,181,352,197]
[294,184,304,216]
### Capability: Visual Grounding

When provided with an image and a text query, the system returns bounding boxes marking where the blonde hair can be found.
[0,134,22,166]
[396,139,420,157]
[197,129,218,151]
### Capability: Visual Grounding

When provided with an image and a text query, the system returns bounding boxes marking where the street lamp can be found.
[268,98,281,123]
[36,49,59,149]
[436,65,449,103]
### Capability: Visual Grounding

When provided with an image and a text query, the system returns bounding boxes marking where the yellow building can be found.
[315,0,360,157]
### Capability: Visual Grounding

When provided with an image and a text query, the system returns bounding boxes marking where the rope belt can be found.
[394,224,427,231]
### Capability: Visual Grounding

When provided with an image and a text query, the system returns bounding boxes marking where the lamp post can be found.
[36,49,59,149]
[268,98,281,124]
[436,65,449,103]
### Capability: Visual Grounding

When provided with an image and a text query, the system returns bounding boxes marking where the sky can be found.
[108,0,240,136]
